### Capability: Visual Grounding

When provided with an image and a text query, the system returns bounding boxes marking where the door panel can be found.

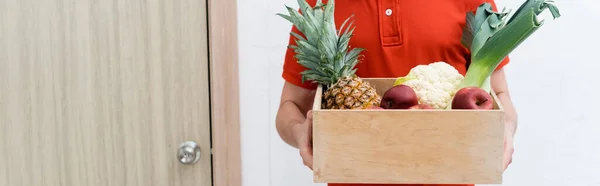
[0,0,212,186]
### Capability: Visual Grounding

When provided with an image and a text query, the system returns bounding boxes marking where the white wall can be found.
[238,0,600,186]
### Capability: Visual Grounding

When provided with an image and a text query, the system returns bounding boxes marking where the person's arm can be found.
[275,82,316,148]
[490,68,518,170]
[491,68,518,135]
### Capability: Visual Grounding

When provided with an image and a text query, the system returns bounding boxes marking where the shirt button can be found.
[385,9,393,16]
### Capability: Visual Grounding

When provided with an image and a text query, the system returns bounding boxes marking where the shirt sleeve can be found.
[281,25,319,90]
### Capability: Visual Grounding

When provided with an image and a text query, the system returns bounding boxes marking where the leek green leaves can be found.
[457,0,561,93]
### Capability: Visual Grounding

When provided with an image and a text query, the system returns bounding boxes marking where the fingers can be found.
[300,145,314,170]
[503,156,512,171]
[299,111,314,170]
[299,134,314,170]
[502,143,514,171]
[305,110,314,148]
[306,110,313,121]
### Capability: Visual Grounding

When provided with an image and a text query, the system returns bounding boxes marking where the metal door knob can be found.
[178,141,201,164]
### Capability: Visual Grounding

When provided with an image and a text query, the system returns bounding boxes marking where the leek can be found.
[447,0,561,109]
[459,0,561,91]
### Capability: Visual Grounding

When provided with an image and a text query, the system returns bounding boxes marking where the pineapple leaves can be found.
[278,14,294,26]
[282,6,306,33]
[301,70,331,84]
[296,40,320,56]
[278,0,364,86]
[290,32,307,44]
[337,18,355,57]
[297,0,313,18]
[338,15,354,36]
[344,48,363,69]
[296,55,322,68]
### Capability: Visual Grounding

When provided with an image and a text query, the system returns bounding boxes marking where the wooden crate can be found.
[312,78,505,184]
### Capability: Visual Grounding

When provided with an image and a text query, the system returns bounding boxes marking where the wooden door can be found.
[0,0,213,186]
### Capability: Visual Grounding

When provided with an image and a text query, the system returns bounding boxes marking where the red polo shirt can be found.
[282,0,509,90]
[281,0,509,186]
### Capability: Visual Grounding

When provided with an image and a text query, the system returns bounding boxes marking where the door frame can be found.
[208,0,242,186]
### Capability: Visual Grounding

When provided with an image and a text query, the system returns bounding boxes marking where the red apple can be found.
[451,87,493,109]
[409,104,433,110]
[380,85,419,109]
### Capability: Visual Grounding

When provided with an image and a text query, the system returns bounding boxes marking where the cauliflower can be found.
[394,62,464,109]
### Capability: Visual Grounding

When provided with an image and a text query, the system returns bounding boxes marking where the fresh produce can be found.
[452,87,494,109]
[277,0,381,109]
[389,0,561,110]
[448,0,561,109]
[392,62,465,109]
[380,85,419,109]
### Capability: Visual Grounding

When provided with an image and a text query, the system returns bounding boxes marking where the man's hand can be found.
[293,110,314,170]
[503,121,516,171]
[275,82,316,169]
[490,69,518,172]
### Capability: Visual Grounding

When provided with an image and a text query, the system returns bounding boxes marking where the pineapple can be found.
[277,0,381,109]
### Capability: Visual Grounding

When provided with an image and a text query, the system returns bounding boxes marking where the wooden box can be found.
[312,78,505,184]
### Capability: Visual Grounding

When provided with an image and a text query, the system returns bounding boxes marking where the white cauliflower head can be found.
[397,62,464,109]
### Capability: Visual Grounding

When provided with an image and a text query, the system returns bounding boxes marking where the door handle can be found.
[178,141,201,164]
